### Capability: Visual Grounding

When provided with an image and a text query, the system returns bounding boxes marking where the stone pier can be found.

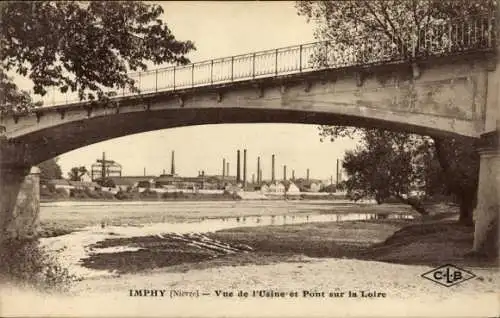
[473,133,500,257]
[0,166,40,244]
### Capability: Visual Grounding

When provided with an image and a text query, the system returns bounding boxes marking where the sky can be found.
[17,1,358,181]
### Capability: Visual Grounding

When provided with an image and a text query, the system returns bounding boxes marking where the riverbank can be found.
[52,217,498,317]
[3,202,498,317]
[3,256,498,318]
[38,200,390,239]
[78,217,497,277]
[41,192,348,203]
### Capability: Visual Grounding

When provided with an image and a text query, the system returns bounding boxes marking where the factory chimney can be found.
[283,165,287,181]
[170,150,175,175]
[252,173,255,184]
[226,162,230,177]
[336,159,340,186]
[306,168,310,181]
[257,156,261,184]
[101,152,106,179]
[292,169,295,181]
[243,149,247,188]
[271,154,275,182]
[236,150,241,183]
[223,158,226,178]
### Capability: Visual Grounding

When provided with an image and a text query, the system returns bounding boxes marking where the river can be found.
[5,201,495,317]
[39,200,414,278]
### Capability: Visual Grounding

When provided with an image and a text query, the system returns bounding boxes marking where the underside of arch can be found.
[9,107,477,166]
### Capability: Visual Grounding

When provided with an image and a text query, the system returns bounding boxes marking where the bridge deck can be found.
[26,14,495,109]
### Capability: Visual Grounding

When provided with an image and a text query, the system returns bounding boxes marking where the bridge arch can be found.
[1,54,491,167]
[2,105,478,167]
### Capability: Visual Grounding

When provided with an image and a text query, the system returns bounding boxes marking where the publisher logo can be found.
[421,264,476,287]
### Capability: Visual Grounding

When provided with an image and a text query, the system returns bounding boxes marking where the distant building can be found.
[68,180,100,191]
[269,181,285,193]
[107,176,156,191]
[286,182,301,195]
[90,152,122,181]
[47,179,100,194]
[155,174,236,191]
[48,179,73,194]
[295,178,323,192]
[260,184,270,193]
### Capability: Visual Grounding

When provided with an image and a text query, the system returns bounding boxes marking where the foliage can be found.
[40,185,69,200]
[67,166,88,181]
[38,158,63,184]
[296,0,495,65]
[139,188,159,199]
[0,239,80,293]
[433,136,479,224]
[0,1,195,110]
[96,177,116,188]
[342,129,432,214]
[0,70,43,114]
[69,187,115,200]
[297,0,487,223]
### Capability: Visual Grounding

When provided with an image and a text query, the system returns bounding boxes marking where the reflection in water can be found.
[40,206,414,279]
[202,212,413,229]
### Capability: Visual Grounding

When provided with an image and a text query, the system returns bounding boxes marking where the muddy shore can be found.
[79,218,497,277]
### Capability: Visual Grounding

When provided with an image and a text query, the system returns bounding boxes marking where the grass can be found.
[207,219,411,258]
[0,239,81,293]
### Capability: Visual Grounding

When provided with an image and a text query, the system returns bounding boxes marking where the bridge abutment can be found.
[0,166,40,244]
[473,132,500,258]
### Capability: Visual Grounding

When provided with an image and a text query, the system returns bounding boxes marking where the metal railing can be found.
[34,14,496,107]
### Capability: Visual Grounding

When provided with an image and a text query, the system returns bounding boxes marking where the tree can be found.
[0,1,195,111]
[96,178,116,188]
[297,0,491,224]
[0,70,42,114]
[68,166,88,182]
[38,158,63,184]
[341,129,438,214]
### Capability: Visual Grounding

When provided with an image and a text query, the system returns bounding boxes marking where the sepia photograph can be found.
[0,1,498,317]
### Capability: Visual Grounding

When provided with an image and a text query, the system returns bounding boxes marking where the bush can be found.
[161,191,188,199]
[69,188,115,200]
[69,188,87,199]
[0,239,80,293]
[139,188,159,199]
[99,190,116,200]
[55,188,69,197]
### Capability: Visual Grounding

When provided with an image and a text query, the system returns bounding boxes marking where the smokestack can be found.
[283,165,287,181]
[292,169,295,181]
[336,159,339,186]
[226,162,230,177]
[243,149,247,187]
[163,169,165,175]
[101,152,106,179]
[257,156,261,184]
[252,173,255,184]
[271,154,275,182]
[170,150,175,175]
[306,168,310,181]
[144,167,146,176]
[236,150,241,183]
[223,158,226,178]
[259,169,262,184]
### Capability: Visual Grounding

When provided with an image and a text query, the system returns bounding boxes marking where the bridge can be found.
[0,15,498,256]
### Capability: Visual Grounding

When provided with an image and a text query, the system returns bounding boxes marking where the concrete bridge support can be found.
[0,166,40,244]
[473,143,499,257]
